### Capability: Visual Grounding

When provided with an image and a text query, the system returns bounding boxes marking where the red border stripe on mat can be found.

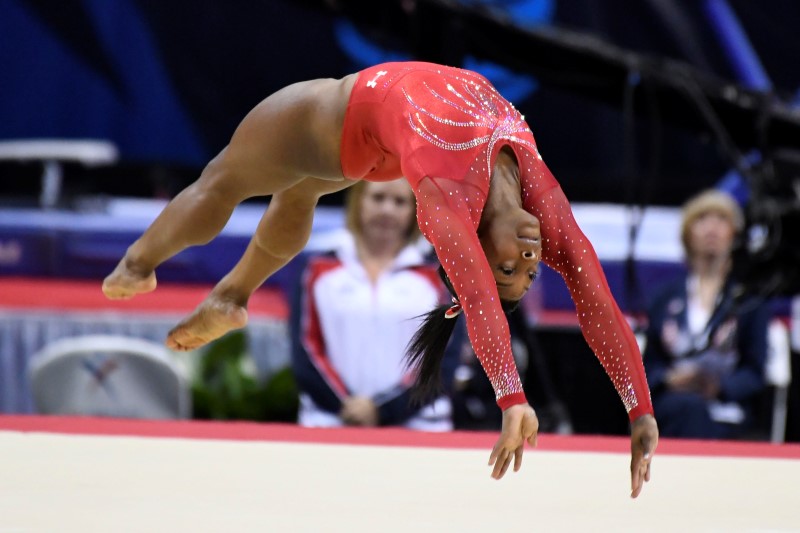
[0,277,288,319]
[2,415,800,459]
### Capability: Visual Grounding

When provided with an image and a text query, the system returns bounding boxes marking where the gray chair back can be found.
[29,334,190,419]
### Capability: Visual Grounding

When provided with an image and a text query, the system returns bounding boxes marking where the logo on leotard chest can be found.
[366,70,388,88]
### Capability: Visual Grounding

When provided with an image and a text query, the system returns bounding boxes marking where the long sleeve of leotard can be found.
[414,177,527,410]
[521,159,654,421]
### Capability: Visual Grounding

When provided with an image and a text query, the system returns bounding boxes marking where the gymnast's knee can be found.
[193,154,255,204]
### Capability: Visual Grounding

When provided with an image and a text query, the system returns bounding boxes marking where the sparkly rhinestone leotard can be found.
[340,62,653,419]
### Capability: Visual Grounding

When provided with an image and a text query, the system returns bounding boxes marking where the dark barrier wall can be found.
[0,0,351,167]
[2,0,799,204]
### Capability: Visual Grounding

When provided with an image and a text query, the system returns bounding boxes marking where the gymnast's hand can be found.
[630,413,658,499]
[489,403,539,480]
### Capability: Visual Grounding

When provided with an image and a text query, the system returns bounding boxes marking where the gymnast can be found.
[102,61,659,497]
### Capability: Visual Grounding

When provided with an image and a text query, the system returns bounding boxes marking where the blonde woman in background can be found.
[289,180,462,431]
[643,189,770,439]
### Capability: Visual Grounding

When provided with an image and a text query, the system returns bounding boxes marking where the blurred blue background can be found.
[2,0,799,204]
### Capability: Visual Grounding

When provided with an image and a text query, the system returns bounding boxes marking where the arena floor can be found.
[1,416,799,533]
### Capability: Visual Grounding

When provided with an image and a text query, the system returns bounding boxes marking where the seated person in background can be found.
[290,180,462,431]
[643,189,770,439]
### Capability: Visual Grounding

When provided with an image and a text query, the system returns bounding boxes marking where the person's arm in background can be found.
[717,303,770,402]
[642,287,678,394]
[372,315,466,425]
[370,384,418,425]
[289,253,350,415]
[440,316,465,396]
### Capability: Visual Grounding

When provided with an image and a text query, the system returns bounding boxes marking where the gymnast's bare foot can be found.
[102,259,157,299]
[166,293,249,351]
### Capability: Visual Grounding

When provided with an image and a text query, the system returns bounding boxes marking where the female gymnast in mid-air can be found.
[103,61,658,497]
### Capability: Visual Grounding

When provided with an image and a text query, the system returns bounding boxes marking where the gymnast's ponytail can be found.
[406,265,522,403]
[405,265,461,404]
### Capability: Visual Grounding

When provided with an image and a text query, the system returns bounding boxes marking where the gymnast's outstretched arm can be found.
[520,155,658,497]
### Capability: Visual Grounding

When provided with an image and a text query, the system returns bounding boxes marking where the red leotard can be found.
[341,62,653,419]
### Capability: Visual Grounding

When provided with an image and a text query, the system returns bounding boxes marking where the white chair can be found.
[765,319,792,443]
[0,139,118,208]
[28,334,191,419]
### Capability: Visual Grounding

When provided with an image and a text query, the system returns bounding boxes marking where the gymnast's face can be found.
[480,209,542,302]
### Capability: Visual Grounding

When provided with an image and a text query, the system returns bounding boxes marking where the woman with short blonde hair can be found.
[292,179,457,432]
[679,189,744,259]
[643,188,769,440]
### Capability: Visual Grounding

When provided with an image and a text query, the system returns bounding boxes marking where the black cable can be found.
[641,75,664,213]
[621,69,645,317]
[625,74,665,327]
[620,69,664,322]
[671,68,755,183]
[663,68,782,343]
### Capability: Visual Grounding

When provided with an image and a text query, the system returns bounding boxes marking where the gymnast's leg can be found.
[102,76,352,300]
[165,177,355,350]
[101,151,267,299]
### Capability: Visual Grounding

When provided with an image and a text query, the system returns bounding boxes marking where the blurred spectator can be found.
[643,189,770,439]
[289,180,462,431]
